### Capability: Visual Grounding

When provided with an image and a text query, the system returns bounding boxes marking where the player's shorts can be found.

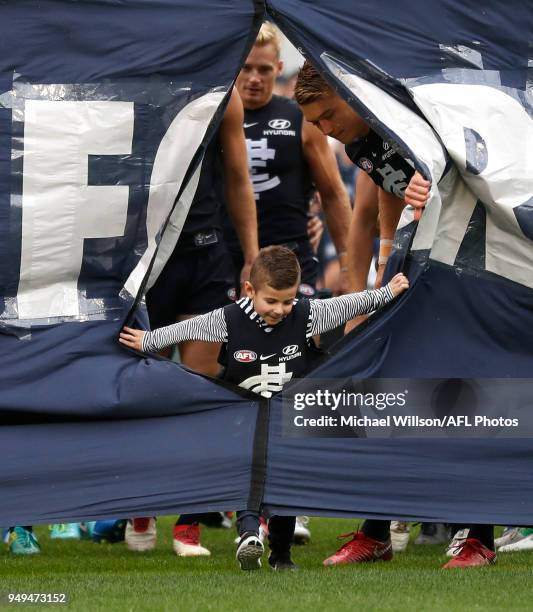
[230,239,318,299]
[146,230,234,329]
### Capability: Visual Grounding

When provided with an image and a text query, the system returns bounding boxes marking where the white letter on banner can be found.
[411,84,533,288]
[17,100,134,319]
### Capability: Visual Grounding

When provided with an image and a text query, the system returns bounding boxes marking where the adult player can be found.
[146,88,258,372]
[224,23,352,301]
[293,61,496,569]
[126,88,259,556]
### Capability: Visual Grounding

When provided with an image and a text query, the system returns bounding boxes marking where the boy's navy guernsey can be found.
[220,299,316,397]
[141,286,395,397]
[222,95,314,250]
[345,130,415,199]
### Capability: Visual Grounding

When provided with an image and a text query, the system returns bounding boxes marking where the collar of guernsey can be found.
[236,296,298,333]
[344,130,377,162]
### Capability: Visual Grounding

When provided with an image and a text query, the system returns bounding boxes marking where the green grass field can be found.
[0,519,531,611]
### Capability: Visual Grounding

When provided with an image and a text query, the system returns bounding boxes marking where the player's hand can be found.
[404,171,431,221]
[387,273,409,297]
[307,214,324,254]
[119,326,146,351]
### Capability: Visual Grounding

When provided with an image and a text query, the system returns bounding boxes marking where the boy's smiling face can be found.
[245,281,299,326]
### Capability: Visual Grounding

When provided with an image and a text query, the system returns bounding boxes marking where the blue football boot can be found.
[91,519,127,543]
[49,523,81,539]
[9,527,41,555]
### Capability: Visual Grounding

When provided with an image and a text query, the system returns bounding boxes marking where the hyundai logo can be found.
[268,118,291,130]
[282,344,299,356]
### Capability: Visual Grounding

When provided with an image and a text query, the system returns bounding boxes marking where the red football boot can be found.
[125,517,157,552]
[172,524,211,557]
[442,538,496,568]
[323,531,393,566]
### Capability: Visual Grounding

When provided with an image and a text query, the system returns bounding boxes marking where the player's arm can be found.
[302,121,351,294]
[347,172,379,292]
[344,172,378,332]
[348,130,430,220]
[308,273,409,336]
[375,188,406,288]
[220,88,259,292]
[119,309,228,353]
[374,172,430,287]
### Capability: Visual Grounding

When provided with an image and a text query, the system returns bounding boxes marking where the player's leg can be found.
[497,526,533,551]
[235,510,263,571]
[390,521,411,553]
[177,241,235,375]
[294,516,311,545]
[446,524,470,557]
[177,333,222,377]
[443,524,496,568]
[124,255,183,552]
[49,523,81,539]
[145,247,183,359]
[170,242,235,555]
[300,237,390,566]
[91,520,127,544]
[268,516,297,570]
[323,519,392,566]
[8,526,40,555]
[287,242,322,543]
[173,515,211,557]
[124,518,157,552]
[414,522,449,545]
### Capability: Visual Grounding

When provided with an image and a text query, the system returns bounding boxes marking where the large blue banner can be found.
[262,0,533,524]
[1,0,532,526]
[0,0,265,525]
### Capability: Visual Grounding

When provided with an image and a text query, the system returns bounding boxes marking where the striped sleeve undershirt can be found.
[141,285,395,353]
[142,308,228,352]
[306,285,394,338]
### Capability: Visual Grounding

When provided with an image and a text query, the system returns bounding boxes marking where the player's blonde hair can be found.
[255,22,281,58]
[294,61,334,105]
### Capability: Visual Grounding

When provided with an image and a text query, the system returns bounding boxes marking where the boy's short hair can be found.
[294,61,333,105]
[250,246,301,290]
[255,22,281,58]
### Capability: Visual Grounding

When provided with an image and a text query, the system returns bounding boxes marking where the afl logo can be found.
[283,344,299,356]
[298,283,315,297]
[234,350,257,363]
[359,157,374,173]
[268,118,291,130]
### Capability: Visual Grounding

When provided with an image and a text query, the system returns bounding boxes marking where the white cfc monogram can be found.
[240,362,293,398]
[376,164,408,198]
[246,138,280,199]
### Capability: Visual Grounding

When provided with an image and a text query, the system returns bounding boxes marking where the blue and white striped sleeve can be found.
[307,285,394,337]
[141,307,228,352]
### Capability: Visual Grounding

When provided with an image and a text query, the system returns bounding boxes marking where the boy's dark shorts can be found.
[146,237,234,329]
